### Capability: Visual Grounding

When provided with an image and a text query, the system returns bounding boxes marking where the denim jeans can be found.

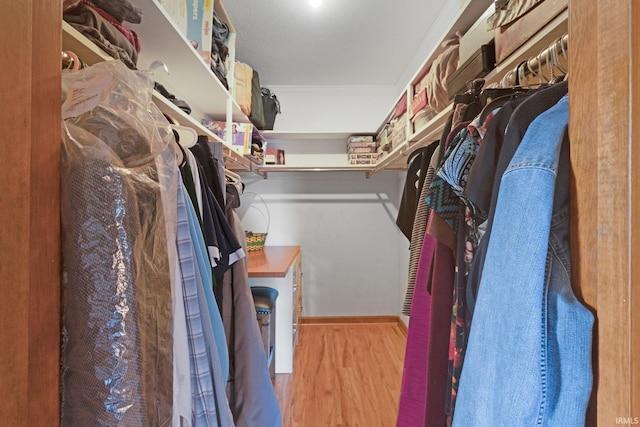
[452,95,594,426]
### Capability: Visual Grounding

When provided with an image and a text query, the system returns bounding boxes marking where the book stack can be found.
[346,135,378,165]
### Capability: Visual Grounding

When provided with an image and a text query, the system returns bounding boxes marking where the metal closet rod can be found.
[499,33,569,88]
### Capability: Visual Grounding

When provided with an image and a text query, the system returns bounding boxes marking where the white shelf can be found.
[483,8,568,85]
[62,14,262,174]
[263,131,374,141]
[153,91,262,172]
[374,0,494,137]
[409,104,453,143]
[64,1,568,178]
[408,0,495,87]
[368,7,569,177]
[257,165,374,172]
[62,22,112,64]
[128,0,246,123]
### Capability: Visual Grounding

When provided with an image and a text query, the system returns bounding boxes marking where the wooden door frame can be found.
[0,2,62,425]
[569,1,640,424]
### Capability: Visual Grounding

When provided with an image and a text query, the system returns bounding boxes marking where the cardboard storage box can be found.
[187,0,214,64]
[347,146,377,154]
[347,135,374,144]
[410,89,428,119]
[494,0,567,64]
[348,153,381,160]
[158,0,215,64]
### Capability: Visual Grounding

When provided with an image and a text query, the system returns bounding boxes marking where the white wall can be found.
[394,0,470,91]
[265,85,398,132]
[238,171,410,317]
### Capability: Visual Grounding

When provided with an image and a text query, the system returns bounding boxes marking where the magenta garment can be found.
[396,225,437,426]
[424,240,456,427]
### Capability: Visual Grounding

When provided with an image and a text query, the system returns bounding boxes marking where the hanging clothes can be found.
[176,179,221,427]
[181,154,244,279]
[453,95,594,426]
[397,91,483,427]
[396,144,439,426]
[464,81,569,315]
[436,111,499,415]
[191,135,226,209]
[61,60,278,427]
[183,180,231,385]
[396,145,435,241]
[221,186,283,427]
[423,239,456,427]
[397,81,592,425]
[400,142,439,316]
[60,61,176,426]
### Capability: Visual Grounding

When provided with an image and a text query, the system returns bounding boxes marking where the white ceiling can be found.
[223,0,449,87]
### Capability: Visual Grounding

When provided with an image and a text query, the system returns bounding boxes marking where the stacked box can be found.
[346,135,377,156]
[377,125,390,152]
[348,146,377,154]
[389,113,408,149]
[348,152,381,165]
[347,135,374,144]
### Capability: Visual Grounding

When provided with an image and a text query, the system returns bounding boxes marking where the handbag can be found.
[250,69,266,129]
[261,88,281,130]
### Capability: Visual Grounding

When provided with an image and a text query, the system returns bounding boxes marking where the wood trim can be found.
[396,319,408,337]
[570,0,640,423]
[29,1,61,425]
[301,315,404,325]
[568,1,599,424]
[0,2,33,423]
[1,2,61,424]
[631,1,640,419]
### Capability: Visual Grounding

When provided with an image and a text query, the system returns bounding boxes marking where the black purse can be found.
[261,88,281,130]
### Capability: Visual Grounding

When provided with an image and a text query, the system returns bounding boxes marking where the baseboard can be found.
[396,318,408,336]
[301,316,408,336]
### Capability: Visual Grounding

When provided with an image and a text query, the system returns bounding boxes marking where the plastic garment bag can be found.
[60,60,178,427]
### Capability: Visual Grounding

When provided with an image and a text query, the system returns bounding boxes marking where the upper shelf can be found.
[370,7,568,176]
[263,131,375,141]
[62,13,261,173]
[63,1,569,178]
[408,0,494,88]
[128,0,246,123]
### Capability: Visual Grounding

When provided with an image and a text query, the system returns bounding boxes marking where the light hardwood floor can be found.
[275,322,407,427]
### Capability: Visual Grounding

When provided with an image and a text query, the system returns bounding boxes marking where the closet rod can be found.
[499,33,569,87]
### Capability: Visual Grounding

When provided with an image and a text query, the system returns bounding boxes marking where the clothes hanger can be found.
[161,113,187,166]
[549,38,568,84]
[478,90,531,124]
[477,61,539,123]
[171,129,187,168]
[225,169,244,195]
[171,124,198,148]
[62,50,80,71]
